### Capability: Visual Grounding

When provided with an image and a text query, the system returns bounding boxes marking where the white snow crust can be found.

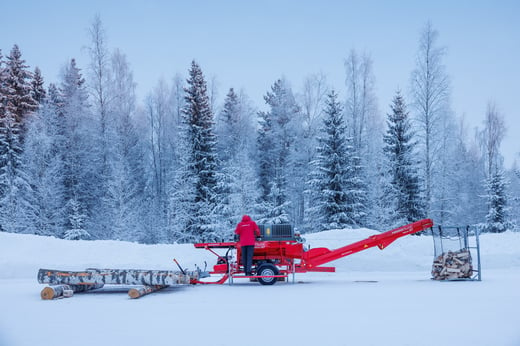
[1,229,519,346]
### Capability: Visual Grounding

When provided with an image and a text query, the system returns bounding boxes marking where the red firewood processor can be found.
[194,218,433,285]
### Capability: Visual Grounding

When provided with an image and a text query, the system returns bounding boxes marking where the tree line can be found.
[0,19,517,243]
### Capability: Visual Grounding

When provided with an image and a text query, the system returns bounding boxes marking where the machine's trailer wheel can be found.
[256,263,279,285]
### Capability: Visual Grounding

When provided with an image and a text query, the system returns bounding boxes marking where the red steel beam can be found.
[302,218,433,269]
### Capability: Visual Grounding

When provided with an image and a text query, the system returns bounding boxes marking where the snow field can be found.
[0,229,519,346]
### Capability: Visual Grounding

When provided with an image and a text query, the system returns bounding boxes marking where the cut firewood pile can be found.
[431,248,473,280]
[38,268,200,299]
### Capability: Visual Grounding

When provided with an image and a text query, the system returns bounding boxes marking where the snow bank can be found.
[1,227,519,280]
[1,229,520,346]
[0,232,215,280]
[304,228,520,272]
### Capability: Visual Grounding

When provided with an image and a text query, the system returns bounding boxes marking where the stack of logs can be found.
[431,248,473,280]
[38,268,199,299]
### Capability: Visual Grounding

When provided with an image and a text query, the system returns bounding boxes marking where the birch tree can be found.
[410,22,450,215]
[480,101,506,177]
[344,50,378,155]
[144,79,173,242]
[448,117,486,225]
[344,50,379,227]
[479,101,509,232]
[297,73,328,230]
[87,15,111,154]
[104,49,145,241]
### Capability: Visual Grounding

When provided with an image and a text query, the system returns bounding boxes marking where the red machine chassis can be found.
[194,219,433,285]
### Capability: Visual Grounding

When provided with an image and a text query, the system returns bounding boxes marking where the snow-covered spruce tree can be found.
[346,149,368,227]
[0,50,7,232]
[2,45,38,142]
[214,88,260,237]
[0,45,38,233]
[0,49,6,231]
[31,67,46,105]
[58,59,98,239]
[64,197,90,240]
[176,61,220,242]
[483,170,510,233]
[382,91,425,227]
[168,158,197,243]
[225,147,260,222]
[307,90,360,231]
[509,165,520,229]
[21,94,67,236]
[215,88,244,235]
[217,88,240,162]
[257,79,299,224]
[256,99,275,221]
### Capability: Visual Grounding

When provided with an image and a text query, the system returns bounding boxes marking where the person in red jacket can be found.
[234,215,261,276]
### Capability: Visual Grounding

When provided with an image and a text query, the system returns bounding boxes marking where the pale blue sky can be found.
[2,0,519,166]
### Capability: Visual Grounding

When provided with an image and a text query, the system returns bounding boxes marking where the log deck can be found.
[38,268,199,299]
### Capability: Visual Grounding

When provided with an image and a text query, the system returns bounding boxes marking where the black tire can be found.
[256,263,279,285]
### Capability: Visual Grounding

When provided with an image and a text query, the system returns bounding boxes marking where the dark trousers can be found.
[241,245,255,275]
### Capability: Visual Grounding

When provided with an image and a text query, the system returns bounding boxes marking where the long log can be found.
[68,283,105,292]
[38,268,198,286]
[128,285,167,299]
[40,283,105,300]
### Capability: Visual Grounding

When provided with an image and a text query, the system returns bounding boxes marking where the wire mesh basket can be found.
[430,226,481,281]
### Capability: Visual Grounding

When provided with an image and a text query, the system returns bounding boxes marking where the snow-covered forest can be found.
[1,18,518,243]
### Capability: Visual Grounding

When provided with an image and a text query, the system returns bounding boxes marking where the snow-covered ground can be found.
[1,228,519,346]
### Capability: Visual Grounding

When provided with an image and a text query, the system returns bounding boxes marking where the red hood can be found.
[241,215,251,222]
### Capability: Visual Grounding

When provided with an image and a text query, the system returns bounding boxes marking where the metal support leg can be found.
[474,226,482,281]
[228,261,233,285]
